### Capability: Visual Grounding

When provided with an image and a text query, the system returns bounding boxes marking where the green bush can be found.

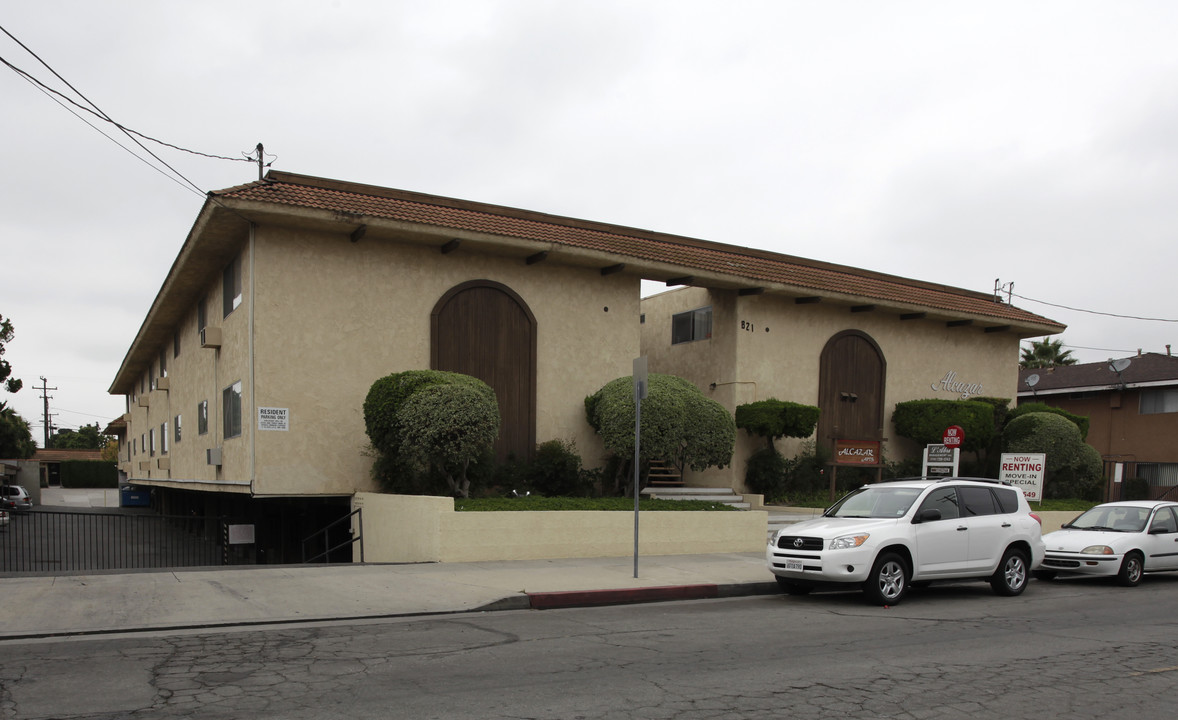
[527,439,594,497]
[745,448,788,498]
[60,460,117,488]
[1007,402,1089,440]
[454,496,738,511]
[1003,412,1103,500]
[735,399,819,450]
[892,399,995,453]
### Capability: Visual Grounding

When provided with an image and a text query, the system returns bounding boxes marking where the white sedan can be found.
[1037,500,1178,586]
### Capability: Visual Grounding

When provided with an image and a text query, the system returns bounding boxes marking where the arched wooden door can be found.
[817,330,886,448]
[431,280,537,463]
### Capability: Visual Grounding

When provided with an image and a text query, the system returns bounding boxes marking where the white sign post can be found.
[1000,453,1047,502]
[922,444,959,478]
[632,357,648,579]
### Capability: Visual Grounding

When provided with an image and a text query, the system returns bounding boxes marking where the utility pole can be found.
[37,376,56,449]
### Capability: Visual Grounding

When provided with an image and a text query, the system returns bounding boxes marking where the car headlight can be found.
[829,533,869,550]
[1081,545,1115,555]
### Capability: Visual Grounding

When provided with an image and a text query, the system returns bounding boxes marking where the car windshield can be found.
[1068,505,1150,533]
[826,486,924,519]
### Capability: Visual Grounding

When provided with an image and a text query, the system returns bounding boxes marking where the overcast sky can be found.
[3,1,1177,443]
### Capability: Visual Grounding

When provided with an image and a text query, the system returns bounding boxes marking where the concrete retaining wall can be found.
[352,492,768,563]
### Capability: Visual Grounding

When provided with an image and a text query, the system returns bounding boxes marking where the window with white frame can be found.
[149,429,156,457]
[223,254,242,318]
[198,400,208,435]
[671,306,712,345]
[174,414,182,443]
[223,381,243,439]
[1140,388,1178,415]
[161,422,168,454]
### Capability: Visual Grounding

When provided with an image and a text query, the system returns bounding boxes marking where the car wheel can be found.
[1116,552,1144,587]
[863,552,908,606]
[1033,570,1057,581]
[775,577,813,595]
[990,547,1030,596]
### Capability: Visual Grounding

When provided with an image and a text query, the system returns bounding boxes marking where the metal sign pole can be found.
[632,357,648,579]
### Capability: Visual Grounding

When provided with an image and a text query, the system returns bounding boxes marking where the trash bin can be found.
[120,486,151,507]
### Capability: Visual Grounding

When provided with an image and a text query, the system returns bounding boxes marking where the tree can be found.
[363,370,499,498]
[0,313,34,459]
[50,423,106,450]
[1020,338,1077,369]
[585,373,735,490]
[0,313,23,398]
[0,406,36,459]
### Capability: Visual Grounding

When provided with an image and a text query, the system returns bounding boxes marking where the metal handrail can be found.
[301,508,363,563]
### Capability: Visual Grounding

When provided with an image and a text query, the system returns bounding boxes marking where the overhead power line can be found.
[1010,291,1178,323]
[0,23,260,197]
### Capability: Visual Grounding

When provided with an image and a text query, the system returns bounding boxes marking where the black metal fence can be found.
[0,509,225,573]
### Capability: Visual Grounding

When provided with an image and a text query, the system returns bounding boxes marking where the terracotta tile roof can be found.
[1019,353,1178,393]
[212,171,1063,331]
[31,448,105,463]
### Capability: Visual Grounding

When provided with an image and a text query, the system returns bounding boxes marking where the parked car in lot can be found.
[1037,500,1178,586]
[767,477,1045,605]
[1,484,33,511]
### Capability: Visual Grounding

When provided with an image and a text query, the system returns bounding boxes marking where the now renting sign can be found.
[1000,453,1046,502]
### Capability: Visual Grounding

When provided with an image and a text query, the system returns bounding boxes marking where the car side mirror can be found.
[915,508,942,523]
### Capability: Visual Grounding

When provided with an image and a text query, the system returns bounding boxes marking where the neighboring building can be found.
[110,171,1063,560]
[1018,352,1178,498]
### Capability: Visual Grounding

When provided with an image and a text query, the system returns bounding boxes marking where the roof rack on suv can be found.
[932,476,1012,486]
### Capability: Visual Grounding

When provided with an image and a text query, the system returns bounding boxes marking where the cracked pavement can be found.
[3,578,1178,719]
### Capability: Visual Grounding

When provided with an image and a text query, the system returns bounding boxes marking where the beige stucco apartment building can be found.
[108,170,1063,561]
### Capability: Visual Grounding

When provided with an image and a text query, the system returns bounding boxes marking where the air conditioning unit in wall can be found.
[138,395,150,408]
[207,447,222,466]
[200,326,222,348]
[155,377,170,391]
[156,457,170,471]
[138,461,151,471]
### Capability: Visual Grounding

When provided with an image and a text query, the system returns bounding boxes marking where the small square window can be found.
[671,307,712,345]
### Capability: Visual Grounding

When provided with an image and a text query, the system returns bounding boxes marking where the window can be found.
[223,255,242,318]
[198,400,208,435]
[159,348,167,378]
[132,438,137,456]
[148,363,155,391]
[223,381,242,439]
[198,296,207,332]
[161,422,168,454]
[1150,507,1178,534]
[671,307,712,345]
[149,429,156,457]
[174,414,182,443]
[173,330,180,358]
[959,486,997,516]
[1140,388,1178,415]
[917,487,959,520]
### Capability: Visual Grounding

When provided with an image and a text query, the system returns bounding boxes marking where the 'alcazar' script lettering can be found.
[931,371,984,399]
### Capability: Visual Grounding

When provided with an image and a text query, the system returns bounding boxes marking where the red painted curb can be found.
[527,584,720,610]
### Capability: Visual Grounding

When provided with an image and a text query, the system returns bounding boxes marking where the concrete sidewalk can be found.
[0,552,778,640]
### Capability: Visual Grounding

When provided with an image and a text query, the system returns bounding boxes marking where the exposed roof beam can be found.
[946,319,974,328]
[984,325,1011,334]
[901,312,927,321]
[440,238,461,254]
[795,296,821,305]
[666,276,694,287]
[350,225,367,243]
[526,251,549,265]
[600,263,625,276]
[851,304,876,313]
[738,287,765,296]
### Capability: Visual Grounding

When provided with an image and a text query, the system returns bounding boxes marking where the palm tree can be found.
[1020,338,1077,368]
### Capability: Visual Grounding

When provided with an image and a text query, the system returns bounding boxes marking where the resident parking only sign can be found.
[1000,453,1046,502]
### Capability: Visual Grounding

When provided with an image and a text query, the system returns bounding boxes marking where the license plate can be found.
[784,559,803,572]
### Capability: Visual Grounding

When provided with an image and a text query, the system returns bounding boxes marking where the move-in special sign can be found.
[258,407,290,431]
[1000,453,1046,502]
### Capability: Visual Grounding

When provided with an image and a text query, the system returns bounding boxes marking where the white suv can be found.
[767,477,1045,605]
